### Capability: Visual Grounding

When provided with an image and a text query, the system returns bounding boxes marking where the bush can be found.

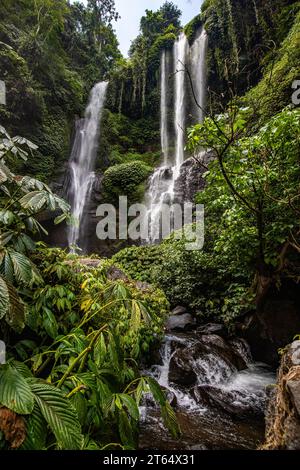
[102,161,152,204]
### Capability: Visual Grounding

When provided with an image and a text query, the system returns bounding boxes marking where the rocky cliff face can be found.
[263,340,300,449]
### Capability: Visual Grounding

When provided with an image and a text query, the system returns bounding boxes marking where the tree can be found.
[187,105,300,305]
[140,1,181,37]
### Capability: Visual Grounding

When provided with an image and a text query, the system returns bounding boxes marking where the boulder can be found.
[166,313,196,331]
[287,379,300,417]
[169,348,198,386]
[172,306,187,316]
[197,334,247,371]
[263,340,300,449]
[107,265,128,282]
[193,385,263,418]
[196,323,227,337]
[240,281,300,366]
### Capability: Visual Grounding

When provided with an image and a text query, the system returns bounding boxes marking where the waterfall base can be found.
[139,326,275,450]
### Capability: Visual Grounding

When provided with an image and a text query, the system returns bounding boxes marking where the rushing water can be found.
[173,32,189,174]
[140,331,275,450]
[143,30,207,243]
[67,82,108,250]
[161,50,170,165]
[190,29,208,122]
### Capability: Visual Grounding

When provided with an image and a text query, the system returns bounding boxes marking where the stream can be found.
[139,326,275,450]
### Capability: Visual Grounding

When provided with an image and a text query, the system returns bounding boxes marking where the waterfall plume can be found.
[67,81,108,251]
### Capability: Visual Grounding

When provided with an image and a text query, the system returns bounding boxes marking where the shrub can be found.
[102,161,152,204]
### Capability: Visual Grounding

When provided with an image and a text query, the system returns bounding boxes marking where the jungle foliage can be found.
[0,126,178,450]
[0,0,121,181]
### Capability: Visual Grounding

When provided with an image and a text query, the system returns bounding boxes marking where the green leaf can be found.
[118,410,135,449]
[0,275,9,319]
[119,394,139,421]
[0,364,34,414]
[8,250,33,284]
[161,401,181,439]
[145,376,166,406]
[21,403,47,450]
[30,382,83,450]
[0,277,25,332]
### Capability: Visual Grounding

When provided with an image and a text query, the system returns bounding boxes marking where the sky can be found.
[73,1,203,57]
[113,1,203,56]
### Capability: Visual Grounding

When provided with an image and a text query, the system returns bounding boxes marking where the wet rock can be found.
[287,379,300,416]
[172,306,187,316]
[264,340,300,449]
[197,334,247,371]
[169,348,198,386]
[291,341,300,366]
[135,281,153,292]
[166,313,196,331]
[240,281,300,366]
[107,265,128,281]
[196,323,227,337]
[193,385,263,418]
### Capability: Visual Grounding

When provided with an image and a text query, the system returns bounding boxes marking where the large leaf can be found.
[0,364,34,414]
[9,250,33,284]
[118,410,135,449]
[19,191,48,211]
[145,376,166,406]
[21,403,47,450]
[161,401,181,439]
[5,280,25,332]
[0,276,25,332]
[0,275,9,319]
[30,382,83,450]
[119,394,139,421]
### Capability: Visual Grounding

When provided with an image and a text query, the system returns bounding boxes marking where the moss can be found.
[246,10,300,122]
[200,0,300,111]
[184,15,203,43]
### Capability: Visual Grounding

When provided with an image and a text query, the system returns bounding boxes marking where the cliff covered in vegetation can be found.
[0,0,299,452]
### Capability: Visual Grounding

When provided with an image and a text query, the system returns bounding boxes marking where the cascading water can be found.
[190,29,208,122]
[143,33,191,242]
[161,50,169,165]
[140,330,275,450]
[67,81,108,250]
[143,31,207,243]
[173,32,189,174]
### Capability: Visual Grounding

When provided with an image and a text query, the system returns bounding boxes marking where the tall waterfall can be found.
[173,32,189,174]
[144,29,207,243]
[67,82,108,250]
[160,50,169,165]
[190,29,208,122]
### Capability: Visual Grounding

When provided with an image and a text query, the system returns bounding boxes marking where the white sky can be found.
[72,1,203,56]
[114,0,203,56]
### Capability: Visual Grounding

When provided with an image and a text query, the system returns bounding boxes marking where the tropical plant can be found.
[0,126,70,334]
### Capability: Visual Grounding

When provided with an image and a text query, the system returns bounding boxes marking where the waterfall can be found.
[67,81,108,250]
[143,30,206,243]
[190,29,208,122]
[160,50,169,165]
[173,32,189,174]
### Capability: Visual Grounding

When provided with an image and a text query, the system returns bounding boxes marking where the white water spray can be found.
[67,82,108,250]
[190,29,208,122]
